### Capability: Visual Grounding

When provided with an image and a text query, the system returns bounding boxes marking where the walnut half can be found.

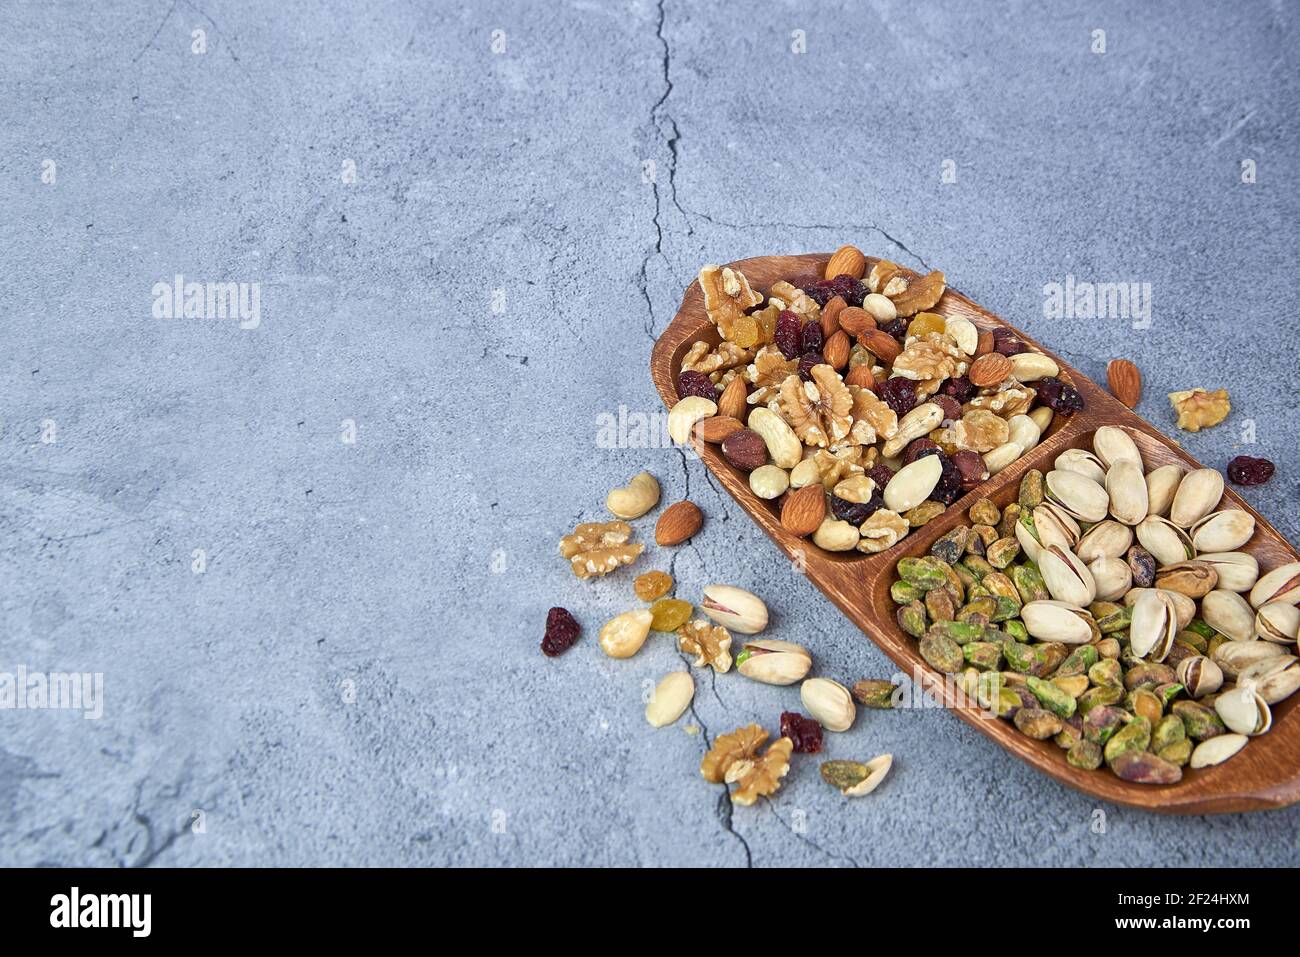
[1168,388,1230,432]
[677,619,733,673]
[700,724,793,806]
[559,521,644,579]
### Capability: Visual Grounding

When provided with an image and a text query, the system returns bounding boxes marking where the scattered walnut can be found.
[964,385,1035,418]
[941,409,1011,453]
[559,521,645,579]
[745,346,799,405]
[846,384,899,445]
[777,365,853,448]
[1168,388,1230,432]
[682,340,754,380]
[700,724,793,806]
[890,333,962,382]
[677,619,733,672]
[857,508,909,553]
[699,264,763,341]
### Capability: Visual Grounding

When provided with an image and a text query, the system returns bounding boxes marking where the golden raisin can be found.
[906,312,946,338]
[730,314,761,349]
[634,570,673,602]
[649,598,693,632]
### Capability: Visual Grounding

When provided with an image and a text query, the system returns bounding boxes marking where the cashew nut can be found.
[667,396,716,445]
[748,407,802,469]
[606,471,661,519]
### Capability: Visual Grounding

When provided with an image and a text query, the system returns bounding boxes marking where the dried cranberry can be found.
[677,370,718,401]
[830,492,883,525]
[952,449,987,489]
[902,437,940,465]
[1227,455,1275,486]
[992,327,1028,355]
[940,376,975,402]
[1036,376,1084,414]
[880,317,910,340]
[801,281,834,307]
[798,351,823,380]
[800,321,824,354]
[868,464,896,491]
[780,711,823,754]
[541,607,580,657]
[911,448,961,506]
[827,274,858,300]
[876,377,917,417]
[933,394,963,422]
[842,281,867,308]
[775,310,803,359]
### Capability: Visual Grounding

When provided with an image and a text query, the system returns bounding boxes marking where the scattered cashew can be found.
[606,471,660,519]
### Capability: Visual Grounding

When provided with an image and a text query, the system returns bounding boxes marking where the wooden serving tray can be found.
[650,252,1300,814]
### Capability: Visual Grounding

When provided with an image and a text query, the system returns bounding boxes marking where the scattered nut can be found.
[655,500,703,546]
[645,672,695,728]
[559,521,644,579]
[606,471,660,519]
[599,609,653,658]
[1168,388,1230,432]
[677,619,733,672]
[1107,359,1142,408]
[800,677,856,732]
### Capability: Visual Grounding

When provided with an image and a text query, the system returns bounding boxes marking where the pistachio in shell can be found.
[1054,447,1107,485]
[1105,460,1149,526]
[1129,589,1177,662]
[1201,589,1257,643]
[1249,561,1300,609]
[1092,425,1142,469]
[1195,552,1258,593]
[1256,601,1300,644]
[1154,560,1218,599]
[1135,516,1194,567]
[1240,657,1300,705]
[1169,468,1224,529]
[1127,544,1158,588]
[1039,545,1097,606]
[1045,468,1109,523]
[1144,463,1184,518]
[1076,520,1133,563]
[1214,684,1271,736]
[1089,556,1133,603]
[1020,600,1094,645]
[1190,509,1255,553]
[1176,655,1223,698]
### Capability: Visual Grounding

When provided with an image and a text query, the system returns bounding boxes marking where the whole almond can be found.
[717,375,748,421]
[696,415,744,444]
[824,245,866,280]
[844,364,875,390]
[838,307,876,337]
[861,329,900,364]
[820,295,847,337]
[975,329,995,356]
[969,352,1013,387]
[780,483,826,538]
[656,500,703,546]
[721,428,768,472]
[822,330,851,370]
[1107,359,1142,409]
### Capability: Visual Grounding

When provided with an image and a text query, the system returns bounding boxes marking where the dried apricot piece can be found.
[649,598,692,632]
[634,570,673,602]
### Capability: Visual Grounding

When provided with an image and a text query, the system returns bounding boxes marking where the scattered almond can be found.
[822,331,851,370]
[820,295,846,337]
[861,329,900,364]
[969,352,1013,388]
[1107,359,1142,409]
[838,307,875,337]
[780,483,826,538]
[716,376,748,421]
[656,500,703,546]
[824,245,866,280]
[844,364,875,390]
[696,415,744,444]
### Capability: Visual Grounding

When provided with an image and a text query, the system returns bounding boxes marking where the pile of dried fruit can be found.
[672,247,1083,555]
[551,468,896,806]
[888,425,1299,782]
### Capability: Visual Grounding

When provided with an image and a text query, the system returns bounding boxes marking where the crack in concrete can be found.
[765,803,862,868]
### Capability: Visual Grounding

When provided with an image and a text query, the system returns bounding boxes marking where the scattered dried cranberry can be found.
[880,317,910,340]
[952,449,987,489]
[677,370,718,401]
[775,310,803,359]
[800,321,824,354]
[940,376,975,402]
[798,351,823,380]
[868,464,896,491]
[780,711,823,754]
[933,394,963,422]
[1227,455,1275,486]
[830,492,883,525]
[1036,376,1084,414]
[902,437,940,465]
[992,327,1028,355]
[877,377,917,417]
[541,607,580,657]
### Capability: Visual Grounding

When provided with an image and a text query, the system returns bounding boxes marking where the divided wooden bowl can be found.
[650,252,1300,814]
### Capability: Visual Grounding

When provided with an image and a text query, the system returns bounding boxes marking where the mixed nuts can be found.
[674,250,1085,556]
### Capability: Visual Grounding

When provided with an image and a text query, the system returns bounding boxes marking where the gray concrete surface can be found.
[0,0,1297,867]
